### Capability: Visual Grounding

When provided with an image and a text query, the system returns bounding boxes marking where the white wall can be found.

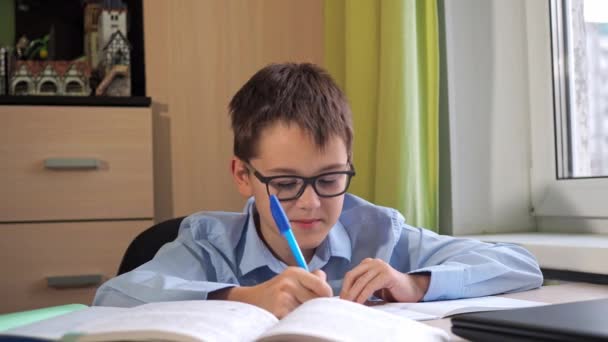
[442,0,536,235]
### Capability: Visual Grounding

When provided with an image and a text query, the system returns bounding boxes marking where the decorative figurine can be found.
[0,47,6,95]
[5,0,131,97]
[84,1,103,69]
[15,36,29,60]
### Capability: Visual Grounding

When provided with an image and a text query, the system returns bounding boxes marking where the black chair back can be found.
[117,217,185,275]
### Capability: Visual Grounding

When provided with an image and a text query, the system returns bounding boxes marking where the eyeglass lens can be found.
[267,173,349,199]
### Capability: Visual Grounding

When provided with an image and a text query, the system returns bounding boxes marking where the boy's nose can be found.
[296,184,321,209]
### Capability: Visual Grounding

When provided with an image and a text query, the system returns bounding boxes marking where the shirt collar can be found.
[238,203,284,275]
[238,198,352,276]
[309,219,351,269]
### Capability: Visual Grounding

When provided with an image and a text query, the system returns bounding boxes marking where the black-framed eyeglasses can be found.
[245,162,356,201]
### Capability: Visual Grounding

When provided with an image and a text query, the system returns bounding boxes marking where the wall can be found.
[441,0,536,234]
[144,0,324,221]
[144,0,535,231]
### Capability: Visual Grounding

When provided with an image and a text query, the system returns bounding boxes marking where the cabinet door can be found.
[0,106,153,222]
[0,220,152,313]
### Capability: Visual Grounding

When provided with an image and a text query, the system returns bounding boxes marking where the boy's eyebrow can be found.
[267,163,350,175]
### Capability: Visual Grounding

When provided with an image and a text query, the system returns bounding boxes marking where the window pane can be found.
[553,0,608,178]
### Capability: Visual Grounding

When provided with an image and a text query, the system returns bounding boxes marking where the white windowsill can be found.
[461,233,608,275]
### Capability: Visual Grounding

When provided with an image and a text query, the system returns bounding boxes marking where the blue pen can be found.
[269,194,309,271]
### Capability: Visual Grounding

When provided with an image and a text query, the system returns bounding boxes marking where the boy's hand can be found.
[339,258,430,304]
[213,267,333,318]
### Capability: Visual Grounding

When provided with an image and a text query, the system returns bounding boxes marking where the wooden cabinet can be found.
[144,1,324,219]
[0,105,154,313]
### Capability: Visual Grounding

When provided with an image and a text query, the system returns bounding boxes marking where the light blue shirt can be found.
[93,194,543,307]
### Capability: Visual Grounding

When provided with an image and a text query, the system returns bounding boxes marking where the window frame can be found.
[527,0,608,228]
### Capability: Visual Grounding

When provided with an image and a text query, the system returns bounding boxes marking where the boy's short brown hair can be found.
[229,63,353,162]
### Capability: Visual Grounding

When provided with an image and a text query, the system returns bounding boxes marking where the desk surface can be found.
[423,282,608,341]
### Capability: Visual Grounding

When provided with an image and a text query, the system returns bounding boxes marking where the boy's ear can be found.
[231,157,254,198]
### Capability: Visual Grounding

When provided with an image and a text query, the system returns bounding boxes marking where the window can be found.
[551,0,608,179]
[65,81,83,94]
[14,81,29,95]
[528,0,608,230]
[39,81,57,94]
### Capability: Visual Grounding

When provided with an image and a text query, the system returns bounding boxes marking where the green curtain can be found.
[325,0,439,231]
[0,0,15,47]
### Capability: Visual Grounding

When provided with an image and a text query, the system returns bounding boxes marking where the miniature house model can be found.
[95,0,131,96]
[7,0,132,97]
[10,61,91,96]
[97,0,127,61]
[96,30,131,96]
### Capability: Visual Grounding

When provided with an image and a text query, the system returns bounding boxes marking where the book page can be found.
[73,300,278,342]
[3,307,125,340]
[368,306,439,321]
[257,297,448,342]
[374,296,546,320]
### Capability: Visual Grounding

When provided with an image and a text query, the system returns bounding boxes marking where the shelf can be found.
[462,233,608,275]
[0,95,151,107]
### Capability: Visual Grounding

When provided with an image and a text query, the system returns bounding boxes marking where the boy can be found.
[94,63,543,318]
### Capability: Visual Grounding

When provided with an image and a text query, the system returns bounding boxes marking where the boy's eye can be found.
[317,175,341,188]
[271,179,300,190]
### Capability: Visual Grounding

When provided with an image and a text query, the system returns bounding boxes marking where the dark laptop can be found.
[451,298,608,341]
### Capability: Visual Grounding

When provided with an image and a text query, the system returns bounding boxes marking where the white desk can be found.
[423,282,608,341]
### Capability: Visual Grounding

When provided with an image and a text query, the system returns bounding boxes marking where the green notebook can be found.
[0,304,88,332]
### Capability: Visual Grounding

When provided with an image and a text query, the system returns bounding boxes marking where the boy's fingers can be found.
[343,267,380,302]
[274,294,300,319]
[340,262,373,299]
[355,273,387,304]
[298,272,333,297]
[311,269,327,282]
[341,265,365,293]
[313,270,334,297]
[293,287,319,304]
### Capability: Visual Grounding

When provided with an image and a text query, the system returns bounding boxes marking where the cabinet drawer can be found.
[0,106,153,222]
[0,220,153,313]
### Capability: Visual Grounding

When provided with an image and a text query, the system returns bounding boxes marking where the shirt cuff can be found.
[409,264,466,301]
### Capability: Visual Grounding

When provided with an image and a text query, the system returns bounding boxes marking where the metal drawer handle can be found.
[44,158,101,170]
[46,274,104,289]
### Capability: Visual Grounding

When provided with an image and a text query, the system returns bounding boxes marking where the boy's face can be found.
[232,121,349,263]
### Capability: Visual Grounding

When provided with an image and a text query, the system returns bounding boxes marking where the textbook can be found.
[2,298,448,342]
[374,296,546,321]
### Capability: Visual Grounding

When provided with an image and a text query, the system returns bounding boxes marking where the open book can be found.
[2,298,448,342]
[373,296,546,321]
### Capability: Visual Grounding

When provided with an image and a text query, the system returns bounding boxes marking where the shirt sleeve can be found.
[92,233,237,307]
[389,211,544,302]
